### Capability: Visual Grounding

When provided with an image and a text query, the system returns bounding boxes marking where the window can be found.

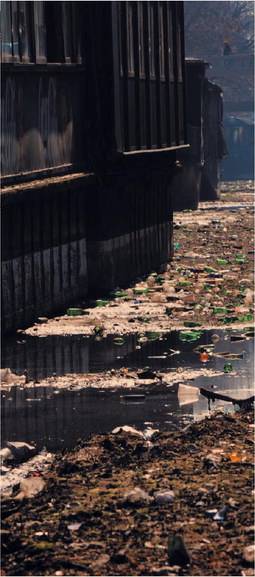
[175,6,183,81]
[167,5,174,81]
[148,3,155,78]
[71,4,82,64]
[1,1,83,64]
[33,2,46,63]
[127,2,135,75]
[62,3,72,62]
[62,2,82,64]
[159,3,165,80]
[118,3,124,77]
[10,1,20,61]
[45,3,64,62]
[138,3,145,77]
[17,2,32,61]
[1,1,32,62]
[1,2,12,62]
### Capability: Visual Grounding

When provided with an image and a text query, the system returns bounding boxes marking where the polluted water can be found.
[1,328,254,452]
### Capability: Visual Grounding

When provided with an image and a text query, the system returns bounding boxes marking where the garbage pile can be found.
[2,411,254,576]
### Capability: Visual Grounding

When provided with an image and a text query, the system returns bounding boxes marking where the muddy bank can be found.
[1,411,254,576]
[23,187,254,338]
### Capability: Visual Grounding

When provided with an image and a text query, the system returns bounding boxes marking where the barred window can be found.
[1,1,33,62]
[0,1,82,64]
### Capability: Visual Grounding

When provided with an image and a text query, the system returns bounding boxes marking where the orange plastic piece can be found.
[200,352,209,363]
[228,452,242,463]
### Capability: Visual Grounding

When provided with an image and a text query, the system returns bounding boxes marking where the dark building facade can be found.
[1,1,188,333]
[172,59,226,210]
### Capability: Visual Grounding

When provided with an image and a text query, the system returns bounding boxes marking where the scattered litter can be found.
[66,308,86,316]
[242,545,255,565]
[13,476,46,500]
[111,426,144,439]
[200,351,209,363]
[124,487,153,505]
[67,522,83,532]
[154,490,175,504]
[213,506,228,522]
[95,300,109,307]
[113,337,125,346]
[224,362,233,373]
[168,534,190,567]
[6,442,36,462]
[179,330,203,342]
[178,384,199,407]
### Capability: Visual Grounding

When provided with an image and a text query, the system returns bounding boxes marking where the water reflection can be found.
[1,386,188,451]
[2,329,253,381]
[1,329,254,452]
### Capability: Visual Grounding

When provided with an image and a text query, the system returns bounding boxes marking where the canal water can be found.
[1,328,254,452]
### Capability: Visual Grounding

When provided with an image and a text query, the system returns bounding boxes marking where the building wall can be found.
[1,68,86,176]
[2,169,173,333]
[2,175,90,332]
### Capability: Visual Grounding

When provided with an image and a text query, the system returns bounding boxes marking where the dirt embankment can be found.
[1,411,254,576]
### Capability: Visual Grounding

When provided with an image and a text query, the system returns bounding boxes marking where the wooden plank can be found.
[122,144,189,156]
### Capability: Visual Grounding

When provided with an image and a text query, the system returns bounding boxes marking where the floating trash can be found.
[113,337,125,346]
[179,330,203,343]
[146,332,161,341]
[224,362,233,373]
[200,352,209,363]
